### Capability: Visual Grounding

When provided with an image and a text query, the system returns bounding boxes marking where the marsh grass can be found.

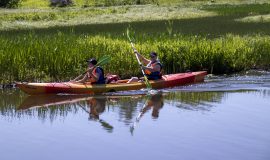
[0,31,269,84]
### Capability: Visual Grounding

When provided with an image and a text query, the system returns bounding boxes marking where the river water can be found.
[0,70,269,160]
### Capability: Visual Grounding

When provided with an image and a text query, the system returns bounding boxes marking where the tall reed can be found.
[0,32,269,84]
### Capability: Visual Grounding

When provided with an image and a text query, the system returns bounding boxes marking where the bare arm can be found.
[88,69,100,81]
[75,74,89,83]
[73,70,99,83]
[134,50,150,65]
[70,66,94,83]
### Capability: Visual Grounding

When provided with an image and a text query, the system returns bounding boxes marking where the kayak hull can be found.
[16,71,207,95]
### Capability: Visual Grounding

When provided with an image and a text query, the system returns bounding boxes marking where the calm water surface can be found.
[0,70,270,160]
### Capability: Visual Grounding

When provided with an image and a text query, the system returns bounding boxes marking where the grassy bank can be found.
[0,1,270,84]
[1,1,270,31]
[0,32,269,84]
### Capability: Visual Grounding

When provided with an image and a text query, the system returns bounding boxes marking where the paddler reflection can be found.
[88,97,106,119]
[139,93,164,119]
[130,93,164,135]
[87,97,114,133]
[148,93,164,118]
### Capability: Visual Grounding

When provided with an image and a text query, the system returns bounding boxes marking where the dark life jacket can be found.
[90,66,105,84]
[145,61,163,80]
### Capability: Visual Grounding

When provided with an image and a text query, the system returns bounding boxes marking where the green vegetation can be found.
[0,1,270,84]
[1,32,269,84]
[0,0,21,8]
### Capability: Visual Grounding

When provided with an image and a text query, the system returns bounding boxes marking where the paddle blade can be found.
[144,75,152,89]
[126,28,132,42]
[126,27,135,43]
[97,55,111,66]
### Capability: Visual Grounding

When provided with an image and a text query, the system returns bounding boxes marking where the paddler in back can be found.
[127,51,163,83]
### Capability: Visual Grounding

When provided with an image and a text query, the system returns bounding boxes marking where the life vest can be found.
[89,66,105,84]
[144,61,163,80]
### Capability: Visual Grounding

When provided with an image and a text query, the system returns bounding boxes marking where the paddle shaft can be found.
[129,42,148,76]
[130,97,149,135]
[127,28,151,88]
[73,55,110,81]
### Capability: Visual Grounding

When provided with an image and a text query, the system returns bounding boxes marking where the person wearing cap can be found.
[70,58,105,84]
[127,51,162,83]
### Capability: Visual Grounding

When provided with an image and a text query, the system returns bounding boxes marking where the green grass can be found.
[0,31,269,84]
[0,4,214,30]
[21,0,50,8]
[201,3,270,16]
[0,1,270,84]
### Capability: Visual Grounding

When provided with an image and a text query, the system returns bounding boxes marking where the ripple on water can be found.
[167,70,270,92]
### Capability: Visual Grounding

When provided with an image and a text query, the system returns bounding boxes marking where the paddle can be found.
[72,55,111,81]
[130,91,163,135]
[126,28,152,89]
[130,96,149,135]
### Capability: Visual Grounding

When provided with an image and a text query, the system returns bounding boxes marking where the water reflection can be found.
[172,91,228,112]
[78,97,114,132]
[172,70,270,92]
[1,88,269,133]
[1,90,224,121]
[130,93,164,135]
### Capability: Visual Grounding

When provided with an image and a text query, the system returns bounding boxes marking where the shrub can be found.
[0,0,21,8]
[50,0,73,7]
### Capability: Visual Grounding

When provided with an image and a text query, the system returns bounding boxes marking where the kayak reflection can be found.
[18,94,92,110]
[17,93,165,134]
[18,94,114,132]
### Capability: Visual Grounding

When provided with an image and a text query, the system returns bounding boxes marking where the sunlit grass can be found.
[21,0,50,8]
[1,1,269,31]
[0,4,215,30]
[236,14,270,23]
[201,3,270,16]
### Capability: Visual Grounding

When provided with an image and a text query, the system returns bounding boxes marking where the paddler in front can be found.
[88,97,113,132]
[70,58,106,84]
[88,97,106,120]
[127,51,163,83]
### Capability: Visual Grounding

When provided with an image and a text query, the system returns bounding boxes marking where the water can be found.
[0,70,270,160]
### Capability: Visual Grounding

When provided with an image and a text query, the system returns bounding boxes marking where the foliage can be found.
[50,0,73,7]
[0,31,269,84]
[0,0,21,8]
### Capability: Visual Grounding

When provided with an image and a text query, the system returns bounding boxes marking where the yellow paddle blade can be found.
[126,28,132,43]
[144,75,152,89]
[97,55,111,66]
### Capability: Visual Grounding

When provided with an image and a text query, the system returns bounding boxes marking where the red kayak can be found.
[16,71,207,95]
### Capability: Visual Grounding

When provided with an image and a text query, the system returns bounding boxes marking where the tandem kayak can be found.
[16,71,207,95]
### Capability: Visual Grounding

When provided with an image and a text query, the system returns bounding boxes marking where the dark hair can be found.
[86,58,97,65]
[150,52,157,57]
